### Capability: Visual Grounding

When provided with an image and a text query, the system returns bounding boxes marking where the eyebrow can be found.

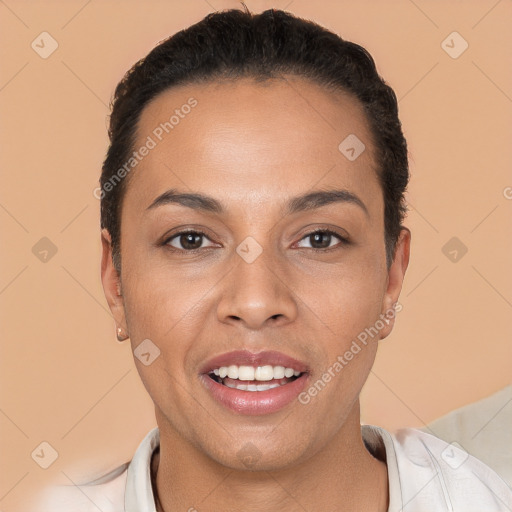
[146,188,369,217]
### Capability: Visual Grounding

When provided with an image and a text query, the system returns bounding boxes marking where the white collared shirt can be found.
[33,425,512,511]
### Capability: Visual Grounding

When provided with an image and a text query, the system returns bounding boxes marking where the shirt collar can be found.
[125,426,160,511]
[362,424,402,511]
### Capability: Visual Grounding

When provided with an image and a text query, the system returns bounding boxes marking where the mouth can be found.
[208,364,302,391]
[199,350,309,415]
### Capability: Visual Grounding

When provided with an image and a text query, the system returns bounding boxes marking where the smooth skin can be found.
[101,76,410,512]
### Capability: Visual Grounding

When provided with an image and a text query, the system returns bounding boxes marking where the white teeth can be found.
[254,365,273,381]
[227,365,238,379]
[273,366,285,379]
[225,381,248,391]
[212,364,302,382]
[223,380,288,392]
[238,366,255,380]
[284,367,294,378]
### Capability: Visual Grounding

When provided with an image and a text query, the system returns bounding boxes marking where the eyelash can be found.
[162,228,349,253]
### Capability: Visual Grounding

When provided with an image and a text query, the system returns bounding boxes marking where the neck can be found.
[153,403,388,512]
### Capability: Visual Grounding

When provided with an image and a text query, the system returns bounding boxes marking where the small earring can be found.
[116,327,129,341]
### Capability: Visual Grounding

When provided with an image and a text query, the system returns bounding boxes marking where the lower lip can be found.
[200,374,309,415]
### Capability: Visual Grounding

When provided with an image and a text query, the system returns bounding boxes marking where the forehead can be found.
[123,76,381,217]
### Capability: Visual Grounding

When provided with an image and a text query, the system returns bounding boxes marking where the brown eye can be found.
[180,233,203,250]
[296,229,348,250]
[309,232,332,249]
[165,231,215,251]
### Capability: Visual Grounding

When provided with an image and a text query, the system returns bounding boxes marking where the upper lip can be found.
[200,350,309,375]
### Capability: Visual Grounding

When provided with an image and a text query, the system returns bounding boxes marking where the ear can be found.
[100,228,128,336]
[379,227,411,340]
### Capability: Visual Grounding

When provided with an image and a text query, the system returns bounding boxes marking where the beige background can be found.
[1,0,511,508]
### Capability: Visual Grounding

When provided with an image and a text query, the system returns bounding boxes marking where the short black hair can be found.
[100,5,408,273]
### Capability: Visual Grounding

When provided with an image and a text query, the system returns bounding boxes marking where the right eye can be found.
[164,230,217,251]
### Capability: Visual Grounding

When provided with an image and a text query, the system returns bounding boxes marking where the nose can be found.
[216,248,299,331]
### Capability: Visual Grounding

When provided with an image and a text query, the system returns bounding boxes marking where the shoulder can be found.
[31,428,160,512]
[423,385,512,487]
[30,462,128,512]
[382,426,512,511]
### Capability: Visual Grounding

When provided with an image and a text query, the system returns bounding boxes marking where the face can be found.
[101,76,410,471]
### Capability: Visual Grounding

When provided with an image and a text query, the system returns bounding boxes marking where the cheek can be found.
[121,250,212,339]
[295,259,385,341]
[297,268,384,418]
[121,260,218,402]
[121,268,211,422]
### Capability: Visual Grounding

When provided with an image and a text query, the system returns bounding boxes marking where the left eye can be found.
[166,231,215,251]
[296,230,346,250]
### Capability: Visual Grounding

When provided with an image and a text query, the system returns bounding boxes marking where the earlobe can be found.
[379,227,411,340]
[116,326,129,342]
[100,228,128,338]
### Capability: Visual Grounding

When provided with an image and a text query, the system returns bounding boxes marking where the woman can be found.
[36,6,512,511]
